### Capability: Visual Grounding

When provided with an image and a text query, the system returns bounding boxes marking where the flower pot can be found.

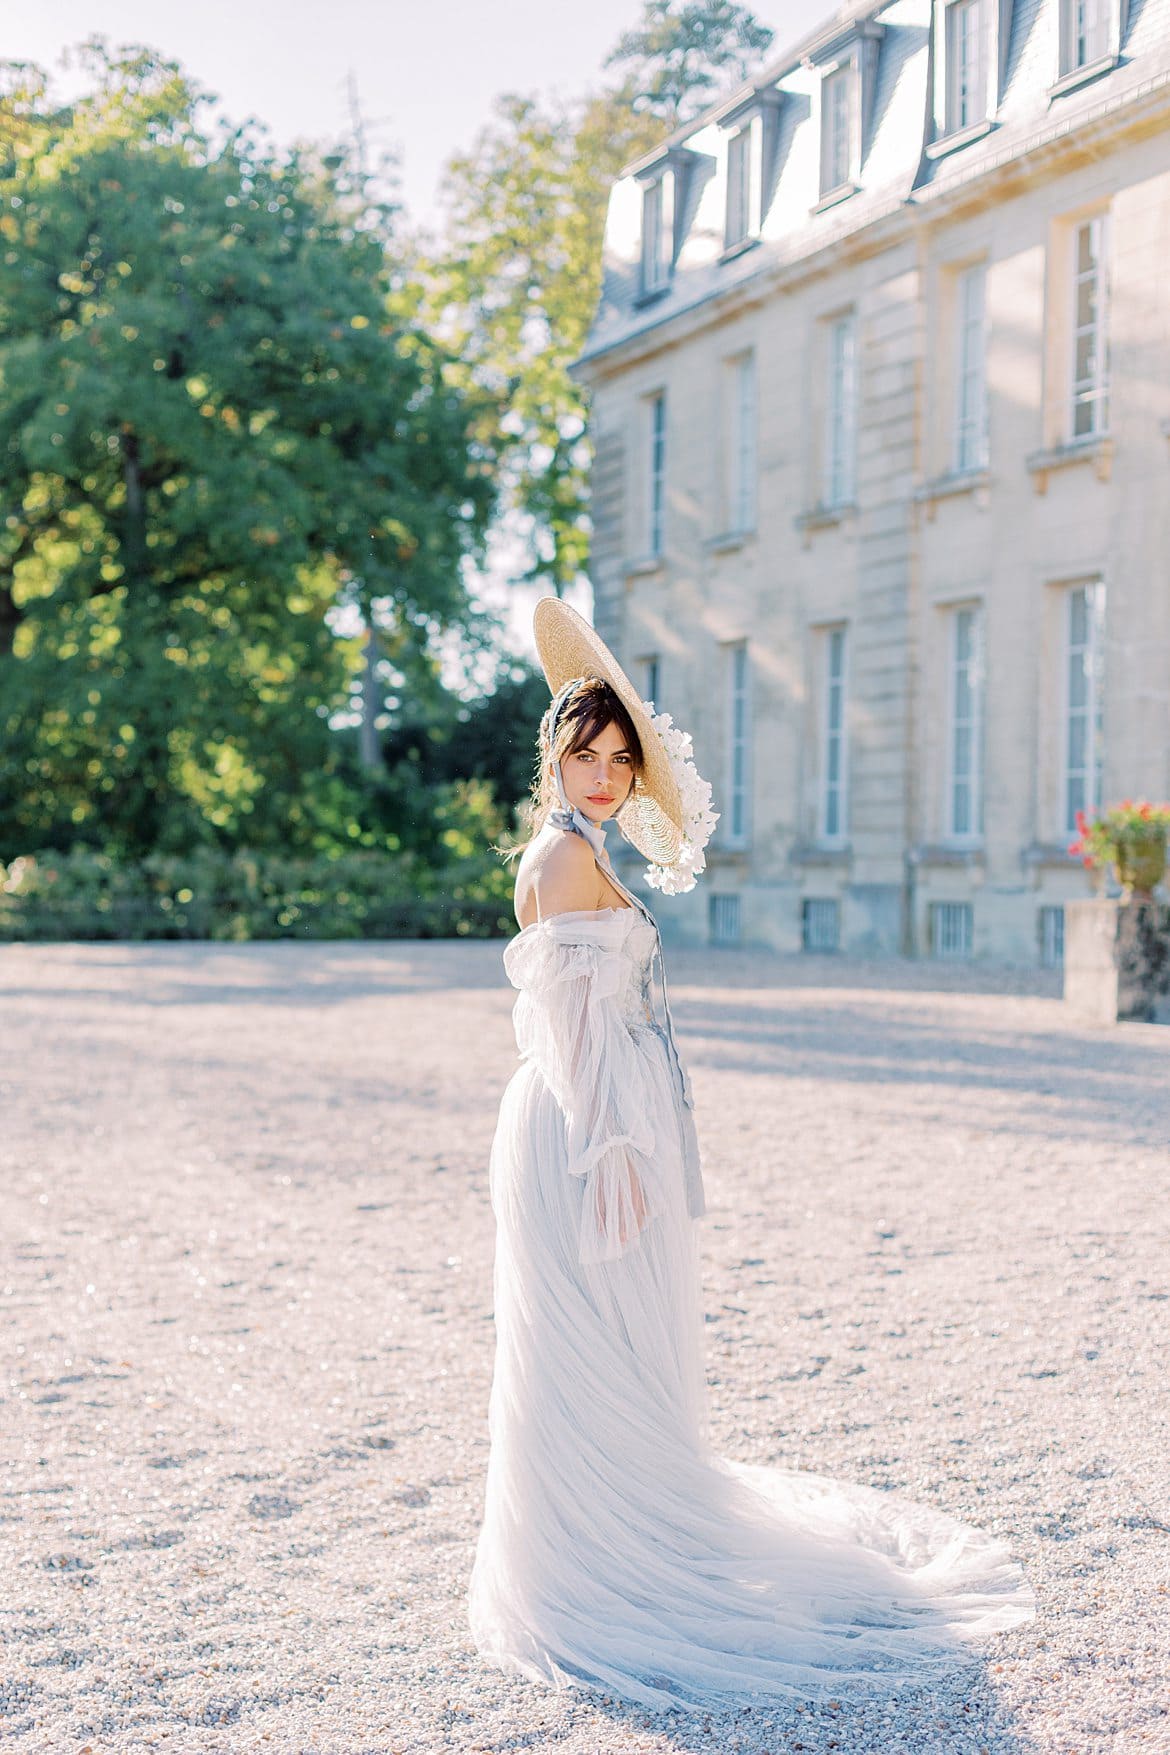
[1112,831,1168,900]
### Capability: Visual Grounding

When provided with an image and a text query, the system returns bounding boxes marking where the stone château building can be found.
[574,0,1170,962]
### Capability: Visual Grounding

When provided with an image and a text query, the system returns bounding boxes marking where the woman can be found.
[467,598,1034,1711]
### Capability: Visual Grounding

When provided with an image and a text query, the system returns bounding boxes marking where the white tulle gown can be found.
[468,870,1035,1711]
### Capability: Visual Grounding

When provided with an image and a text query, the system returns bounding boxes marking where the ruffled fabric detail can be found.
[506,912,668,1267]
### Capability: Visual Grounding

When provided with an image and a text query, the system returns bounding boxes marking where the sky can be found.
[5,0,812,228]
[4,0,811,663]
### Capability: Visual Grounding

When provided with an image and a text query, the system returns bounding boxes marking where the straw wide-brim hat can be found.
[533,596,685,868]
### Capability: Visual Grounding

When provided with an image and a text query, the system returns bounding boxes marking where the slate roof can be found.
[577,0,1170,371]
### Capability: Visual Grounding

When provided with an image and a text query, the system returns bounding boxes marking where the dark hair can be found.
[508,677,645,856]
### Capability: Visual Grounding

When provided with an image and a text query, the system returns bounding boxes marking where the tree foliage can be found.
[0,44,495,857]
[383,658,548,825]
[427,0,774,593]
[605,0,774,124]
[430,93,661,594]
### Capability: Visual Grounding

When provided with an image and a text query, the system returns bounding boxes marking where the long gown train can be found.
[467,903,1035,1710]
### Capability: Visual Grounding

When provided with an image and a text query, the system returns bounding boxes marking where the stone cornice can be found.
[911,68,1170,213]
[574,198,913,384]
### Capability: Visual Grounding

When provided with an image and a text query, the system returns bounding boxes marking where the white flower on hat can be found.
[635,703,720,896]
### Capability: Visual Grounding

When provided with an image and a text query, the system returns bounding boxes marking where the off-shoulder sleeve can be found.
[504,916,662,1267]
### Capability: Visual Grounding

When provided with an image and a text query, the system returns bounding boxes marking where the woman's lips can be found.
[587,795,613,804]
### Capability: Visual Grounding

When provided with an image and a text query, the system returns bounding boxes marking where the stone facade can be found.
[575,0,1170,962]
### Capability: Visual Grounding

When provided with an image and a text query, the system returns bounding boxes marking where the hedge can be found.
[0,846,516,942]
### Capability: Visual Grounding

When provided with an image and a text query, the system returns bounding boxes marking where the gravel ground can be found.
[2,940,1168,1755]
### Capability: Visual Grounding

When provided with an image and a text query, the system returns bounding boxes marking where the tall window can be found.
[647,392,666,557]
[821,625,848,843]
[946,0,987,132]
[824,314,857,508]
[1061,0,1110,73]
[955,262,988,472]
[641,178,668,295]
[727,351,757,534]
[637,654,661,707]
[725,126,752,248]
[726,641,750,847]
[946,605,984,841]
[1071,216,1109,439]
[820,66,853,195]
[1063,581,1105,835]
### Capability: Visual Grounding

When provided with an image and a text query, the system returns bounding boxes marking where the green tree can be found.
[428,1,773,595]
[0,44,495,857]
[605,0,774,124]
[382,658,548,820]
[431,92,660,595]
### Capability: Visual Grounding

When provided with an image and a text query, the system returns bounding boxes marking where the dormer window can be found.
[945,0,987,133]
[808,18,882,209]
[641,177,669,295]
[719,87,782,254]
[1061,0,1111,73]
[634,145,711,301]
[820,66,853,196]
[1050,0,1123,93]
[927,0,1003,157]
[726,126,753,248]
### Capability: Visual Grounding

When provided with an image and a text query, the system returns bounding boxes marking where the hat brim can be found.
[533,597,685,868]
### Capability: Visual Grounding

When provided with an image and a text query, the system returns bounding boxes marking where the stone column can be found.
[1064,898,1170,1024]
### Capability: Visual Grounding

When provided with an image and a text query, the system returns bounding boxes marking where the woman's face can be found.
[557,719,637,825]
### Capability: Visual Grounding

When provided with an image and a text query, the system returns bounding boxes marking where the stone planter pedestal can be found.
[1063,898,1170,1024]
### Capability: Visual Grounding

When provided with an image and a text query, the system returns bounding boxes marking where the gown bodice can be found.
[506,906,658,1035]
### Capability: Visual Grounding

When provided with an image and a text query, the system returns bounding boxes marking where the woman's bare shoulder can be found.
[515,830,600,927]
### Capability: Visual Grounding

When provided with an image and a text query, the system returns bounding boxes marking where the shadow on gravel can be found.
[668,946,1065,1000]
[1,938,1078,1009]
[682,992,1169,1148]
[572,1655,1042,1755]
[0,940,511,1006]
